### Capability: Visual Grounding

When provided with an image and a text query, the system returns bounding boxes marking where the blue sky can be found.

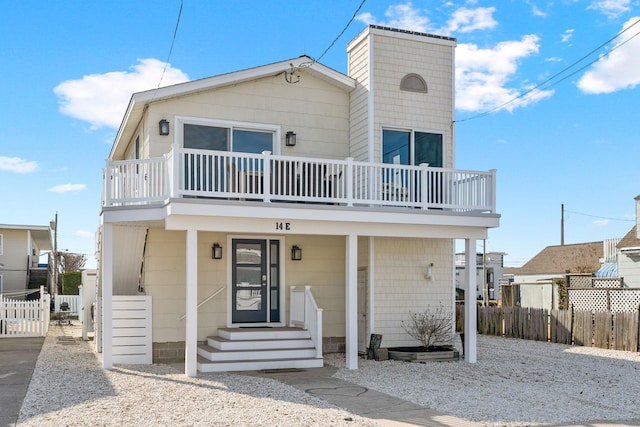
[1,0,639,268]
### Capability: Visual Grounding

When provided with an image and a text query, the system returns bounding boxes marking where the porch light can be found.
[285,131,296,147]
[212,243,223,260]
[291,245,302,261]
[158,119,170,136]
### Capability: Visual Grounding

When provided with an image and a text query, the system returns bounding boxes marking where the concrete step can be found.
[207,335,314,351]
[197,355,324,373]
[217,327,310,341]
[198,344,316,362]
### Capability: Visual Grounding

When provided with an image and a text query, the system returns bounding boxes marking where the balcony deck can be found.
[103,147,496,214]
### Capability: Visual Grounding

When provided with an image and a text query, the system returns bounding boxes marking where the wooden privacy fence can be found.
[456,304,640,352]
[0,287,51,337]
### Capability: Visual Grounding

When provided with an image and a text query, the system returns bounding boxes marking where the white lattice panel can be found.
[569,288,640,313]
[610,290,640,312]
[569,289,608,312]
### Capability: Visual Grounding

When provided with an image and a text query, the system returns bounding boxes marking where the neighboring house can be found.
[455,252,506,301]
[0,224,52,297]
[97,25,500,376]
[615,195,640,288]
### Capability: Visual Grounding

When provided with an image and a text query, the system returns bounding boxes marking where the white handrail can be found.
[178,286,225,321]
[289,285,323,358]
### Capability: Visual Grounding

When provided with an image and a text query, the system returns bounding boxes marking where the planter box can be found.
[387,346,459,362]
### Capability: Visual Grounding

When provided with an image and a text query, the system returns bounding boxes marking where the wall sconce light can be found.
[291,245,302,261]
[285,131,297,147]
[212,243,223,260]
[159,119,170,136]
[424,262,434,281]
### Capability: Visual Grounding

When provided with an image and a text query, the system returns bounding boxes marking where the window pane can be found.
[382,130,410,165]
[415,132,442,167]
[233,129,273,154]
[184,124,228,150]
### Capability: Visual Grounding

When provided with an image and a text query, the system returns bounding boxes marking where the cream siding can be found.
[348,33,372,162]
[0,229,29,293]
[127,72,351,161]
[370,31,454,166]
[373,237,453,348]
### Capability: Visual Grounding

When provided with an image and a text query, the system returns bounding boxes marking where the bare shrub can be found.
[402,305,453,348]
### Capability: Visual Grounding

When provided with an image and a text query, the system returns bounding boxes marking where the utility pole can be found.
[561,204,565,246]
[50,212,58,296]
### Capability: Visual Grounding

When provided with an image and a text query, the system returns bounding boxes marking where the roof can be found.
[110,56,356,160]
[617,226,640,249]
[0,223,53,251]
[512,241,603,275]
[595,262,618,278]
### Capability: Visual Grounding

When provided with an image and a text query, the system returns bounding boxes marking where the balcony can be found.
[103,146,496,214]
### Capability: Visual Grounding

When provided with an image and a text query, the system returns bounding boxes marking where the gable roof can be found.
[110,56,356,159]
[617,226,640,249]
[513,241,603,275]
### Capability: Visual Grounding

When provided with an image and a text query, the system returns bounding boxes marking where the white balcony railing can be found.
[103,146,496,213]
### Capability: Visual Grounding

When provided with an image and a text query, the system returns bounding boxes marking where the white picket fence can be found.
[0,287,50,337]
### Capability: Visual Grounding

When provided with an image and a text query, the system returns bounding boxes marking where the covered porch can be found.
[99,200,492,376]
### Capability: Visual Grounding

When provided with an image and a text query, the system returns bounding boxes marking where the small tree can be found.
[402,305,453,348]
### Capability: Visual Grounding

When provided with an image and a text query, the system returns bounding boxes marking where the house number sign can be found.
[275,222,291,231]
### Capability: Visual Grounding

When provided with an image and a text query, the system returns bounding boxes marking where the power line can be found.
[565,210,634,222]
[456,17,640,123]
[154,0,184,94]
[317,0,367,62]
[285,0,367,83]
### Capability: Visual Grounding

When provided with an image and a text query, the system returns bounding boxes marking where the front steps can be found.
[197,327,324,372]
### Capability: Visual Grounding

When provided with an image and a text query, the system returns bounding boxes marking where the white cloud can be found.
[456,35,554,112]
[588,0,631,18]
[357,3,551,112]
[75,230,94,238]
[357,2,430,32]
[577,17,640,94]
[48,183,87,193]
[444,7,497,34]
[54,58,189,129]
[0,156,38,173]
[593,219,610,226]
[561,29,575,43]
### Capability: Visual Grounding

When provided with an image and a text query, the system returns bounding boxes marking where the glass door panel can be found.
[232,240,267,323]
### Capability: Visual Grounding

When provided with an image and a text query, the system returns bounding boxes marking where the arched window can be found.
[400,73,428,93]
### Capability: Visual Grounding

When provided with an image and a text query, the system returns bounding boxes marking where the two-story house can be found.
[98,25,500,376]
[0,223,52,297]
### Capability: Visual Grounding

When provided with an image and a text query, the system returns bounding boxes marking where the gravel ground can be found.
[18,324,640,427]
[17,324,377,427]
[327,336,640,426]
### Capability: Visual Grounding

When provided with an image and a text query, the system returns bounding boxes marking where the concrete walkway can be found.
[0,337,44,427]
[243,366,482,427]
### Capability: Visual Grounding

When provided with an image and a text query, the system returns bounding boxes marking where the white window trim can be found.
[0,275,3,293]
[0,233,3,256]
[381,126,446,166]
[175,116,282,155]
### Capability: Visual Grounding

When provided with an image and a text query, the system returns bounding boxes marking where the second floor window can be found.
[382,129,442,167]
[184,124,273,155]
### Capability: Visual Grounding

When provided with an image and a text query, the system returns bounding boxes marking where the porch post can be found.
[464,238,477,363]
[101,222,113,369]
[345,233,358,369]
[185,229,198,377]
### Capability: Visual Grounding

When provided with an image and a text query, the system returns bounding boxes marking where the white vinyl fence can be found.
[0,286,50,337]
[54,294,81,316]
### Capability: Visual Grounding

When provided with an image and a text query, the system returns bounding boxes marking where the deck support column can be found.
[101,222,113,369]
[464,238,477,363]
[185,229,198,377]
[345,233,358,369]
